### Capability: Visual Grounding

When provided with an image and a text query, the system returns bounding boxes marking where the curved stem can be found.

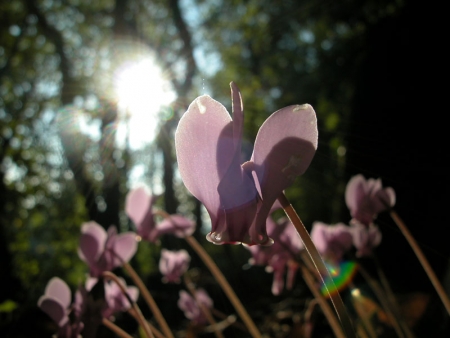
[102,271,154,338]
[123,262,174,338]
[390,210,450,315]
[370,255,416,337]
[102,318,133,338]
[300,264,346,338]
[184,235,262,338]
[357,263,410,338]
[278,192,356,338]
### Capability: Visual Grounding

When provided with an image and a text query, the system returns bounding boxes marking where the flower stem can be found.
[122,262,174,338]
[356,264,409,338]
[102,317,133,338]
[184,235,262,338]
[370,255,416,337]
[184,273,225,338]
[102,271,154,338]
[299,264,346,338]
[390,210,450,315]
[278,192,356,338]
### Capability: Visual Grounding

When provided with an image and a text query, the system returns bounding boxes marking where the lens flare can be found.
[321,261,358,297]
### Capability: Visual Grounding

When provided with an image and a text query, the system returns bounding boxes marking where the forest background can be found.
[0,0,448,337]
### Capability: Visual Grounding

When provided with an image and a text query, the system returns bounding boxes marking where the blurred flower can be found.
[175,82,318,245]
[78,221,137,277]
[345,174,396,226]
[310,221,353,264]
[159,249,191,283]
[245,215,304,295]
[38,277,84,338]
[125,187,195,242]
[125,187,159,242]
[86,277,139,320]
[351,222,382,257]
[178,289,213,325]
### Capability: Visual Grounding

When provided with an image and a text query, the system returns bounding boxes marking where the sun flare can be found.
[114,57,176,149]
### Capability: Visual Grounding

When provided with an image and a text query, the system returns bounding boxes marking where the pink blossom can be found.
[125,187,195,242]
[78,221,137,277]
[177,289,213,325]
[159,249,191,283]
[310,221,353,264]
[175,82,318,245]
[245,216,303,295]
[345,174,396,226]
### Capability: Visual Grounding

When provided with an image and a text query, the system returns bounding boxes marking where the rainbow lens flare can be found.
[320,261,358,297]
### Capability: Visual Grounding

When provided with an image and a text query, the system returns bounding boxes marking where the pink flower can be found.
[245,216,304,295]
[159,249,191,283]
[175,82,318,245]
[125,187,195,242]
[310,222,353,264]
[351,222,382,257]
[38,277,84,338]
[78,221,137,277]
[345,174,396,226]
[86,277,139,320]
[177,289,213,325]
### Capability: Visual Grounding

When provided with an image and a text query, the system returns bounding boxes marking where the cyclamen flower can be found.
[86,277,139,320]
[125,187,195,242]
[245,216,304,295]
[345,174,396,226]
[38,277,84,338]
[78,221,137,277]
[310,222,353,264]
[175,82,318,245]
[351,222,382,257]
[159,249,191,283]
[178,289,213,325]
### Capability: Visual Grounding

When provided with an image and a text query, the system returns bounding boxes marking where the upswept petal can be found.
[110,232,138,266]
[251,104,318,236]
[157,215,195,238]
[44,277,72,309]
[78,222,107,265]
[175,95,234,222]
[38,277,71,327]
[252,104,318,197]
[125,187,152,226]
[344,174,366,215]
[38,297,68,327]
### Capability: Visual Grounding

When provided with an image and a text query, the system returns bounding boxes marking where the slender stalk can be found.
[350,287,377,338]
[390,210,450,315]
[357,263,410,338]
[300,264,346,338]
[184,273,224,338]
[184,235,262,338]
[123,262,174,338]
[128,308,166,338]
[370,255,416,337]
[102,317,134,338]
[278,192,356,338]
[102,271,154,338]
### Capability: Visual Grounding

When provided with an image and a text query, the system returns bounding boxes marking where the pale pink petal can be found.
[125,187,152,226]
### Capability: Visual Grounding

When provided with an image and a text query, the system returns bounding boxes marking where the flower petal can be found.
[252,104,318,200]
[78,222,107,265]
[156,215,195,238]
[38,296,68,327]
[43,277,72,309]
[110,232,138,266]
[125,187,153,226]
[175,95,234,222]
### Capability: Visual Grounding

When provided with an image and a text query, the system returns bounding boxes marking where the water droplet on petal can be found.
[196,98,207,114]
[293,104,308,112]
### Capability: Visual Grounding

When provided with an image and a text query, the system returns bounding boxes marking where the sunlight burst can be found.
[114,57,176,150]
